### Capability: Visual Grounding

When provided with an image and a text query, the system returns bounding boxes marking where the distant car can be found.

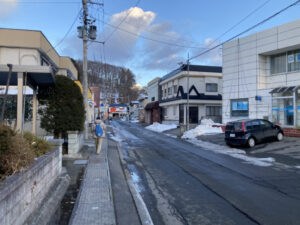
[225,119,284,148]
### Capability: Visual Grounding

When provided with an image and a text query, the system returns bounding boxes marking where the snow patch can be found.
[110,135,123,143]
[44,136,54,140]
[129,169,144,192]
[165,133,177,138]
[130,120,139,123]
[182,119,222,139]
[187,139,275,167]
[295,166,300,169]
[146,122,177,133]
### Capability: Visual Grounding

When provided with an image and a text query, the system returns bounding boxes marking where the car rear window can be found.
[226,122,242,131]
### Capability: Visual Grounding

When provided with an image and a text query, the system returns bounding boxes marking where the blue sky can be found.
[1,0,300,86]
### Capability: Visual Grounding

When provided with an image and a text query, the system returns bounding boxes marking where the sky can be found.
[1,0,300,86]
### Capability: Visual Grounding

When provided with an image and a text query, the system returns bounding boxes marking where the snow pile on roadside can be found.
[182,119,222,139]
[145,122,177,133]
[44,136,54,140]
[187,139,275,167]
[130,120,139,123]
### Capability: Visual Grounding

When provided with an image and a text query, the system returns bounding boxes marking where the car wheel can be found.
[277,132,284,141]
[248,137,255,148]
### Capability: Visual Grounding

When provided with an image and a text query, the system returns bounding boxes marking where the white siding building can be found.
[159,65,222,125]
[222,20,300,135]
[147,77,161,103]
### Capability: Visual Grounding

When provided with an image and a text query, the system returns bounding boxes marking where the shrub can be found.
[0,126,35,181]
[38,75,85,138]
[0,128,52,181]
[23,131,52,157]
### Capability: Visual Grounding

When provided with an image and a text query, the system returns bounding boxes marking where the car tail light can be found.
[241,122,246,132]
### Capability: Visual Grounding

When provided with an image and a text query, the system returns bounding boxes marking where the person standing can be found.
[92,117,106,154]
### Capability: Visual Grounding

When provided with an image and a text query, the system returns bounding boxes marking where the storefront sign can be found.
[297,53,300,62]
[232,101,248,111]
[288,54,295,63]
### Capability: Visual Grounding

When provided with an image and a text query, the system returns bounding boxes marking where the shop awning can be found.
[145,101,159,110]
[270,86,299,94]
[0,65,55,88]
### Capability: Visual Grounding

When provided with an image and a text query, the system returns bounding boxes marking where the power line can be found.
[189,0,300,61]
[99,18,208,49]
[207,0,272,49]
[0,1,81,3]
[104,0,141,42]
[46,8,82,54]
[100,10,199,46]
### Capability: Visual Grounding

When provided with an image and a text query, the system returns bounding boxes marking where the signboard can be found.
[288,54,295,63]
[110,107,116,112]
[296,53,300,62]
[232,101,248,111]
[232,102,238,111]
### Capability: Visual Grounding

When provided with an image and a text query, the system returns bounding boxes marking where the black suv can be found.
[225,119,284,148]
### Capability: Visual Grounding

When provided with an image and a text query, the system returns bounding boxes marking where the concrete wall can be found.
[222,19,300,124]
[0,142,63,225]
[0,29,78,79]
[68,131,84,155]
[0,47,41,65]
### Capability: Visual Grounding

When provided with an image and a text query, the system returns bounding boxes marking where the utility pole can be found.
[80,0,103,139]
[186,53,190,131]
[82,0,89,139]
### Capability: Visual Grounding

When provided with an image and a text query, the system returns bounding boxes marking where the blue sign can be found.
[232,102,238,110]
[288,54,295,63]
[232,101,248,111]
[297,53,300,62]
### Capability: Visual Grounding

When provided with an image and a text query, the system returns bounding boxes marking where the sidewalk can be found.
[69,137,116,225]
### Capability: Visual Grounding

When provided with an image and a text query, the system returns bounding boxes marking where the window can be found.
[288,50,300,72]
[164,89,167,97]
[173,85,177,95]
[246,120,260,130]
[271,53,286,74]
[206,106,222,116]
[151,97,155,101]
[260,120,272,128]
[168,87,172,95]
[271,49,300,75]
[231,99,249,117]
[206,83,218,92]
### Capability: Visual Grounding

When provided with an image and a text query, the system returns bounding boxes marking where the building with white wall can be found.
[159,64,222,125]
[222,19,300,136]
[145,77,161,124]
[0,28,78,135]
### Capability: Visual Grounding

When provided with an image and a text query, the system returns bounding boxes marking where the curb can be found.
[115,142,154,225]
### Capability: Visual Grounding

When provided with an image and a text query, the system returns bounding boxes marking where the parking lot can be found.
[197,133,300,166]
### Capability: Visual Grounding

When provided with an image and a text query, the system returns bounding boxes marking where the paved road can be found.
[111,120,300,225]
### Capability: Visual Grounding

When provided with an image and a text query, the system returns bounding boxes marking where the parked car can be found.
[225,119,284,148]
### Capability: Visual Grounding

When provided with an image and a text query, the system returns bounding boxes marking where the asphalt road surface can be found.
[110,120,300,225]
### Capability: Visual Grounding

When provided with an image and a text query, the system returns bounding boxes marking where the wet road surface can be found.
[111,120,300,225]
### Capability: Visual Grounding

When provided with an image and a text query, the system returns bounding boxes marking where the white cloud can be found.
[91,7,156,64]
[60,7,221,82]
[0,0,18,19]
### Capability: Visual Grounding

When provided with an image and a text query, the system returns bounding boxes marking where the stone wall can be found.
[0,140,63,225]
[68,131,84,155]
